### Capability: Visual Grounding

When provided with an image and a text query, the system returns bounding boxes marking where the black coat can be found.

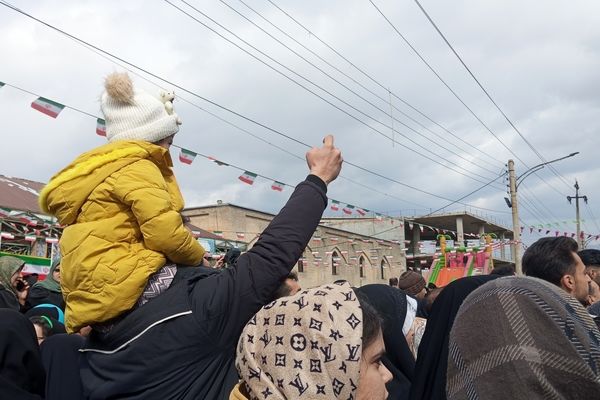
[26,286,65,311]
[80,177,327,400]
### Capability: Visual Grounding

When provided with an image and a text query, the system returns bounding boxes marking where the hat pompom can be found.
[105,72,134,104]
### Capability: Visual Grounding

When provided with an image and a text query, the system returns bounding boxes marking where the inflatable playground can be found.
[421,234,500,287]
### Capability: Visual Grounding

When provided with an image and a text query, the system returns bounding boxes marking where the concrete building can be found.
[183,204,407,288]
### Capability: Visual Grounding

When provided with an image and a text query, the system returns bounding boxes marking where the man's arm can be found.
[191,135,342,343]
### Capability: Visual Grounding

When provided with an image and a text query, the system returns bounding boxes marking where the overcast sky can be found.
[1,0,599,244]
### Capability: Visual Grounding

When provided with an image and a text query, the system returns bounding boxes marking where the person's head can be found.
[52,262,61,283]
[579,249,600,286]
[423,286,444,316]
[490,264,516,276]
[273,271,301,299]
[447,276,600,399]
[587,280,600,307]
[224,248,241,267]
[0,255,25,294]
[397,271,427,300]
[236,282,392,400]
[389,277,399,288]
[29,316,52,345]
[101,72,181,145]
[522,237,590,304]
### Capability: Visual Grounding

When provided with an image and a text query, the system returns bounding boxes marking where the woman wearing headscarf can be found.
[356,284,423,398]
[409,274,500,400]
[231,282,393,400]
[0,255,29,311]
[447,276,600,399]
[26,257,64,310]
[0,309,46,399]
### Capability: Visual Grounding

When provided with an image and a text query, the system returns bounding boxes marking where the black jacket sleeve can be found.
[190,176,327,346]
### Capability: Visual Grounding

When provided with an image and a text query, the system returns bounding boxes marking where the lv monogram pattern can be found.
[236,282,363,399]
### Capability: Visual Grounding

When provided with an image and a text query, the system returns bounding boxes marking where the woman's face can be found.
[33,324,45,345]
[356,330,393,400]
[52,264,61,283]
[10,266,23,288]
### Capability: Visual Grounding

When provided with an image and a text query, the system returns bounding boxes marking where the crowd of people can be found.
[1,73,599,399]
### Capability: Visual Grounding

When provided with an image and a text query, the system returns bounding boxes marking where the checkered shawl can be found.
[447,276,600,400]
[235,282,363,399]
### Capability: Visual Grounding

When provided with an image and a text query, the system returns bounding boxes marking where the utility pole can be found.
[567,181,588,249]
[507,160,521,274]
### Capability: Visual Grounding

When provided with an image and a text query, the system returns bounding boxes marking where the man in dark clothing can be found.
[80,136,342,399]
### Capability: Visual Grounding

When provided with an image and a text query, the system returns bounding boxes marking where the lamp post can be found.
[506,152,579,274]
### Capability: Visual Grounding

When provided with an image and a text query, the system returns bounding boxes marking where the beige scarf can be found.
[235,282,363,399]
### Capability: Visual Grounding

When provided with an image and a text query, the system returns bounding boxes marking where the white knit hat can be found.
[101,72,181,143]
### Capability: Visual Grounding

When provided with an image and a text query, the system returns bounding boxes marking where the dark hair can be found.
[389,277,399,287]
[579,249,600,268]
[356,292,382,349]
[423,287,444,315]
[522,237,578,286]
[491,264,516,276]
[272,272,300,299]
[29,316,51,338]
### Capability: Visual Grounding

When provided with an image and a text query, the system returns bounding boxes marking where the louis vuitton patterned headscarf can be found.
[236,282,364,399]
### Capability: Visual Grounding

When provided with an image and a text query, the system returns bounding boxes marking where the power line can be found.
[0,0,509,214]
[368,0,527,165]
[412,0,573,190]
[424,172,507,216]
[265,0,504,166]
[369,0,571,202]
[165,0,500,185]
[224,0,501,174]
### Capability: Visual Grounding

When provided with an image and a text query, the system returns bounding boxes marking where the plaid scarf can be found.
[236,282,363,399]
[447,276,600,399]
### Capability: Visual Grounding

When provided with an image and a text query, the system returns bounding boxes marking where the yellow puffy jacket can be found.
[39,141,204,332]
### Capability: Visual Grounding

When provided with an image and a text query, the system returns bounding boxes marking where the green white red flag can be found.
[0,232,14,239]
[239,171,257,185]
[356,208,367,216]
[213,231,224,238]
[271,181,284,192]
[0,207,10,218]
[96,118,107,137]
[343,204,354,215]
[330,200,340,211]
[25,235,37,242]
[179,148,196,165]
[31,97,65,118]
[236,232,245,239]
[45,237,59,244]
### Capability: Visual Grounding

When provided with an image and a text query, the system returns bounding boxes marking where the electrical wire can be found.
[0,0,509,214]
[412,0,573,190]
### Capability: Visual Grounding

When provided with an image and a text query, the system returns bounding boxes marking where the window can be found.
[332,251,339,275]
[359,256,365,278]
[298,258,304,273]
[380,260,386,280]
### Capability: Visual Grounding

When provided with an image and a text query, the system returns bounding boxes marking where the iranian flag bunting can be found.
[213,231,224,238]
[0,207,10,218]
[179,148,196,165]
[31,97,65,118]
[236,232,245,240]
[343,204,354,215]
[271,181,284,192]
[0,82,4,88]
[356,208,367,216]
[238,171,257,185]
[330,200,340,211]
[25,235,37,242]
[0,232,14,239]
[375,213,383,221]
[45,237,59,244]
[96,118,107,137]
[208,156,229,166]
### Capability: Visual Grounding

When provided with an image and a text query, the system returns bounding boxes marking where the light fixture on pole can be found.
[507,152,579,274]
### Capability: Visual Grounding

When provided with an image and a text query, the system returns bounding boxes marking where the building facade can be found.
[183,204,407,288]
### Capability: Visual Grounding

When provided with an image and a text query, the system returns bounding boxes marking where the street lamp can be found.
[507,152,579,274]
